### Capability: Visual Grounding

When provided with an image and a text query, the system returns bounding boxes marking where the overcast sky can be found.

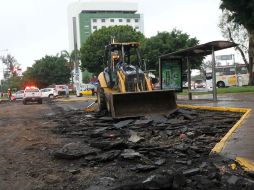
[0,0,237,78]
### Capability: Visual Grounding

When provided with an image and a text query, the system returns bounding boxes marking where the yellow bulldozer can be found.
[97,42,177,118]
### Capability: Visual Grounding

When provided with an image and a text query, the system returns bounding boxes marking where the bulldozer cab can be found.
[104,42,143,88]
[105,42,142,68]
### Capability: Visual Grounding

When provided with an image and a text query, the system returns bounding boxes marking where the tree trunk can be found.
[248,31,254,85]
[227,28,249,71]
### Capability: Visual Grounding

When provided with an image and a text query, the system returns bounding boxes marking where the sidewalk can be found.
[177,92,254,164]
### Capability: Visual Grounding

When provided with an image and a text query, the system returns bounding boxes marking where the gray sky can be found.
[0,0,235,78]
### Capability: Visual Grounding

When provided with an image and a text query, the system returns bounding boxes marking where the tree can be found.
[219,10,249,69]
[141,29,201,71]
[0,54,20,79]
[80,25,145,74]
[60,50,80,84]
[220,0,254,85]
[22,55,71,88]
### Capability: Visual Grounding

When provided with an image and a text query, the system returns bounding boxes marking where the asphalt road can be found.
[54,98,95,111]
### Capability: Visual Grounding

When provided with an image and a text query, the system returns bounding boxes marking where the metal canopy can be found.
[159,40,238,102]
[160,41,237,59]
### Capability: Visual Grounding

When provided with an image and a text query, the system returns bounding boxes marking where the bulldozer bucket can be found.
[106,90,177,119]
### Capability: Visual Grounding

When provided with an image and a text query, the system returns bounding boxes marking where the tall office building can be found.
[68,1,144,51]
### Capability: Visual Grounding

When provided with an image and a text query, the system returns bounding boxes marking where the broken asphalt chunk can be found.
[128,130,143,143]
[98,116,113,121]
[120,149,141,159]
[131,164,158,172]
[133,119,152,126]
[90,139,126,150]
[68,169,80,175]
[142,174,174,189]
[95,150,121,162]
[53,142,99,160]
[90,127,108,138]
[154,158,166,166]
[227,175,239,185]
[113,119,134,128]
[173,172,186,189]
[145,114,168,123]
[183,168,200,177]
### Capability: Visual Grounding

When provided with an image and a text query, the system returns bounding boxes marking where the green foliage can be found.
[220,0,254,32]
[22,55,71,88]
[82,70,93,83]
[0,75,23,92]
[80,25,145,74]
[141,29,201,71]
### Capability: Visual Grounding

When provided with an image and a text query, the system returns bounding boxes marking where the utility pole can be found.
[72,17,80,97]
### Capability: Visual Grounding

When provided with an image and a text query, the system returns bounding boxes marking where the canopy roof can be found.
[160,41,237,59]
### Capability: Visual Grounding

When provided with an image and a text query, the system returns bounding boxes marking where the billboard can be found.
[160,58,182,92]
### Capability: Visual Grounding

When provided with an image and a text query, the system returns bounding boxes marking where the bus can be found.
[206,64,249,88]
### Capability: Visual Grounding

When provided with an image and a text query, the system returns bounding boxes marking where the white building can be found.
[67,1,144,51]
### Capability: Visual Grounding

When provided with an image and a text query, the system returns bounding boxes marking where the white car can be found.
[23,86,42,105]
[40,88,58,98]
[13,90,24,100]
[55,85,69,96]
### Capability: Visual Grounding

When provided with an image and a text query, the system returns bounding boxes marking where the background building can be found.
[68,1,144,51]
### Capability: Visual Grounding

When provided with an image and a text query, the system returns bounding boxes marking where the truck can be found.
[23,86,42,105]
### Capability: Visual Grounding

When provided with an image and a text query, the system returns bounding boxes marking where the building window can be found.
[119,19,123,22]
[110,19,114,22]
[101,18,105,22]
[135,26,139,30]
[135,18,139,23]
[102,26,106,29]
[93,26,97,30]
[93,19,97,22]
[126,18,130,23]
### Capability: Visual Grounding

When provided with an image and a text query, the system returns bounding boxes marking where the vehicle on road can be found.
[23,86,42,105]
[97,41,176,118]
[206,64,249,88]
[13,90,24,100]
[80,83,97,96]
[194,79,206,89]
[55,85,69,97]
[40,88,58,98]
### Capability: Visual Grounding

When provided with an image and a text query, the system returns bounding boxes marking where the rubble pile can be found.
[49,108,254,189]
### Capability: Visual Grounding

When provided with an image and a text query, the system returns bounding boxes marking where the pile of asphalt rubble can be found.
[49,106,254,190]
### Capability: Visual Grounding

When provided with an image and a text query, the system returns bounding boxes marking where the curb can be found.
[236,157,254,171]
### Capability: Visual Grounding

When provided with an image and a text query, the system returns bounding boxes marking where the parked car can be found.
[194,79,206,89]
[40,88,58,98]
[23,86,42,105]
[13,90,24,100]
[183,81,195,89]
[55,85,69,97]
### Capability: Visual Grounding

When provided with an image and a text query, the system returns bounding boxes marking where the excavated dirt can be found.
[1,100,254,190]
